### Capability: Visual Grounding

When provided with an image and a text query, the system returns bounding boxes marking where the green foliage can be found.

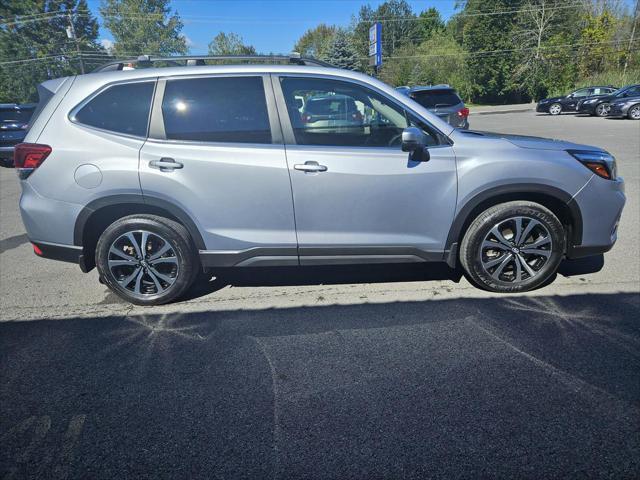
[0,0,104,103]
[208,32,256,55]
[462,0,521,103]
[99,0,187,57]
[417,7,445,40]
[293,24,337,58]
[320,29,360,70]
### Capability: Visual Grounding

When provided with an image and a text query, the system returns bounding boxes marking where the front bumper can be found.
[608,103,628,117]
[577,102,597,114]
[567,175,625,259]
[536,103,550,113]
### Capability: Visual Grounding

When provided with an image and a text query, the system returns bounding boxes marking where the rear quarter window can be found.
[72,81,155,137]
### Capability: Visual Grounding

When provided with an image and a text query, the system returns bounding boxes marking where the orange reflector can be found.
[32,243,43,256]
[584,162,611,179]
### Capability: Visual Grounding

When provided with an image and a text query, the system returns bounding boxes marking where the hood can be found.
[580,93,612,103]
[454,130,604,152]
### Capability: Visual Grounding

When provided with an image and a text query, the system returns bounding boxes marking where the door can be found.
[139,75,297,265]
[274,75,457,264]
[564,88,592,110]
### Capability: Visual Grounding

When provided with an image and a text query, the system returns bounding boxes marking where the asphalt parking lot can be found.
[1,111,639,479]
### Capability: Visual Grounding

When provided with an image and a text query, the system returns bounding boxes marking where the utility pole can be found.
[66,13,85,74]
[623,0,639,76]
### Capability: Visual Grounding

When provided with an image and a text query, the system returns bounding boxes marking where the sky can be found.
[87,0,459,54]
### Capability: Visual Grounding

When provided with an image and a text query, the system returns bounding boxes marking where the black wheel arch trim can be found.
[445,183,583,253]
[73,194,206,251]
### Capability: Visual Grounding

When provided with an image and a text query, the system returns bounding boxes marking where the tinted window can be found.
[572,88,591,97]
[0,106,34,124]
[623,86,640,97]
[410,89,462,108]
[280,77,439,148]
[74,82,154,137]
[162,76,271,143]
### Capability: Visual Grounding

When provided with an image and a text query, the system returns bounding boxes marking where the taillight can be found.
[301,113,312,123]
[457,107,470,118]
[14,143,51,179]
[351,111,363,122]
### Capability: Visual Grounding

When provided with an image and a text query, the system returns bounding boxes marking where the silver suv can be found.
[15,56,626,305]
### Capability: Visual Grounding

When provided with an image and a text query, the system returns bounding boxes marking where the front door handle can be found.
[294,161,328,173]
[149,158,183,171]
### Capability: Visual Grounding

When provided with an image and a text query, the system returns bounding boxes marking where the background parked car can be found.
[536,86,617,115]
[577,84,640,117]
[300,94,365,134]
[0,103,36,167]
[608,95,640,120]
[396,85,469,129]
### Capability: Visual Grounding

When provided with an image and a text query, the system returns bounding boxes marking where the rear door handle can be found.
[149,158,183,171]
[294,161,328,173]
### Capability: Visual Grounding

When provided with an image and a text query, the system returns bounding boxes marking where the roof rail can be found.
[92,53,334,73]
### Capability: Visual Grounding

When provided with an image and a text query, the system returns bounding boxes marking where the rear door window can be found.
[161,76,272,143]
[73,81,155,137]
[410,89,462,108]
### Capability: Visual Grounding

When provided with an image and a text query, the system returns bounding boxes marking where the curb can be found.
[470,107,535,116]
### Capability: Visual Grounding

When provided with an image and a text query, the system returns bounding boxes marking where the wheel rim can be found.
[550,104,561,115]
[480,216,553,284]
[108,230,179,297]
[597,104,610,116]
[631,106,640,119]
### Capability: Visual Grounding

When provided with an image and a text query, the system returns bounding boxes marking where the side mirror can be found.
[401,127,430,162]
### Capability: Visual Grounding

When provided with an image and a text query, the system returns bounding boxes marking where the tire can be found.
[548,103,562,115]
[595,102,610,117]
[628,104,640,120]
[95,214,200,305]
[459,201,565,293]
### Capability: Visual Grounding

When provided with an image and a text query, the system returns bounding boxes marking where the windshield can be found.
[410,89,462,108]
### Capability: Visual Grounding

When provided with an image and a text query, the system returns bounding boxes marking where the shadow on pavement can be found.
[1,292,639,479]
[184,258,604,301]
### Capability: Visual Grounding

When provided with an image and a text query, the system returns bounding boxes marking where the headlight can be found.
[567,150,617,180]
[539,99,549,103]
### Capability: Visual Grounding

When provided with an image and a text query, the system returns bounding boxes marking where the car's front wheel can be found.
[460,201,565,293]
[628,104,640,120]
[95,214,200,305]
[548,103,562,115]
[595,103,610,117]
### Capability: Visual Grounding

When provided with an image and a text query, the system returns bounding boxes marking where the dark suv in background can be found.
[396,85,469,129]
[577,84,640,117]
[536,86,617,115]
[1,103,36,166]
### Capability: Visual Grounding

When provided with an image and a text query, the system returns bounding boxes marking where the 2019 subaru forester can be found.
[14,56,626,305]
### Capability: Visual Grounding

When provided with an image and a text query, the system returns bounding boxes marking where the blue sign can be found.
[369,22,382,67]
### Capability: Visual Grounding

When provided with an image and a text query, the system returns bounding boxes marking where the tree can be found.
[100,0,187,57]
[511,0,581,99]
[461,0,521,103]
[293,24,336,58]
[351,0,419,71]
[417,7,445,41]
[208,32,256,55]
[320,29,359,70]
[0,0,104,102]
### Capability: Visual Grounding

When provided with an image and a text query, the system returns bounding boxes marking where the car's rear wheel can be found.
[96,215,199,305]
[628,105,640,120]
[595,103,610,117]
[548,103,562,115]
[460,201,565,293]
